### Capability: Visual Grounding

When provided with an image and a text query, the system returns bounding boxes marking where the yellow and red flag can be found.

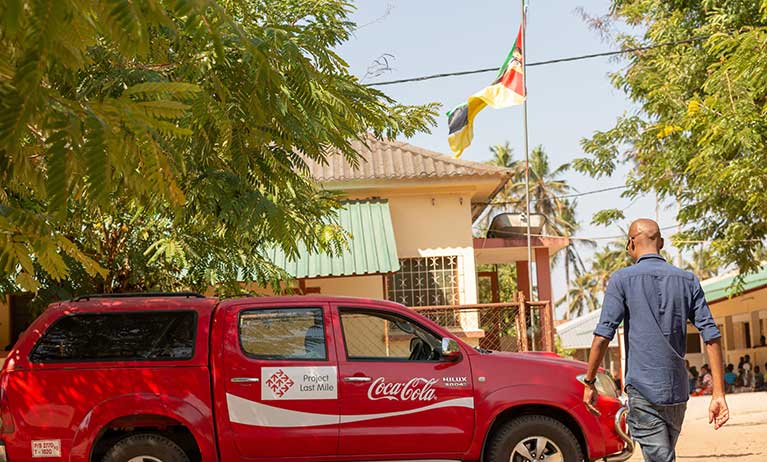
[447,25,526,157]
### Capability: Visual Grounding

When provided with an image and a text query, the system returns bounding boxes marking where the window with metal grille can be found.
[386,256,460,307]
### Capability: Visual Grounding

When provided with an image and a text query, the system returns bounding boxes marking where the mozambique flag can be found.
[448,25,526,157]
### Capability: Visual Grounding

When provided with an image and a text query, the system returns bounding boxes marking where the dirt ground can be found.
[627,391,767,461]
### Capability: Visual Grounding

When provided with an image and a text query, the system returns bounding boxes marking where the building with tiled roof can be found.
[268,136,566,351]
[303,135,512,220]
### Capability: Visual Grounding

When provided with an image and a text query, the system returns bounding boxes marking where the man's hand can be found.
[582,384,601,416]
[583,336,611,417]
[709,395,729,430]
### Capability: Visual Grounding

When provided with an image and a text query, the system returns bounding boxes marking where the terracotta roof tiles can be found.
[305,135,511,182]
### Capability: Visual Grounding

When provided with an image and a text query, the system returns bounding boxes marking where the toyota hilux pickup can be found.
[0,293,632,462]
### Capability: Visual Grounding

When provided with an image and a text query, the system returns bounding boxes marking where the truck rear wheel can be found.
[101,434,190,462]
[486,415,583,462]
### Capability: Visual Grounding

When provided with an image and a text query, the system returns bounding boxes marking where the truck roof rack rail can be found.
[72,292,205,302]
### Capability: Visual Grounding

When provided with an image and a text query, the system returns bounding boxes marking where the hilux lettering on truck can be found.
[0,293,633,462]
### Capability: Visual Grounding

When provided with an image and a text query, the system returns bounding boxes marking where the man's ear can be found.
[659,237,665,251]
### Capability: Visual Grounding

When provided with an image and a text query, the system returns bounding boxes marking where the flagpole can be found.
[521,0,534,302]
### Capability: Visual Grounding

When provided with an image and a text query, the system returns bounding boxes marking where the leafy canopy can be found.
[575,0,767,274]
[0,0,437,296]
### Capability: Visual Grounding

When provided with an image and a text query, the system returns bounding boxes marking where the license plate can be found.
[31,440,60,458]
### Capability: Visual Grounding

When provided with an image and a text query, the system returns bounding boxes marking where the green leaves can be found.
[123,82,201,98]
[45,130,69,216]
[0,0,437,298]
[576,0,767,275]
[591,209,626,227]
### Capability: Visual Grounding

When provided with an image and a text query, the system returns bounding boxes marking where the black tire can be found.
[101,434,190,462]
[486,415,584,462]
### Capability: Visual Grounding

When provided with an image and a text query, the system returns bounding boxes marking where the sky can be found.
[336,1,680,317]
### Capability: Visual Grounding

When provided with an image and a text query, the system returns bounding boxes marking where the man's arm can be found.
[585,335,611,383]
[583,274,625,413]
[688,278,729,429]
[706,338,729,429]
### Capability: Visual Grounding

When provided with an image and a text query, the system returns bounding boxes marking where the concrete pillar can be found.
[751,311,761,349]
[534,248,553,303]
[724,315,735,351]
[534,248,555,351]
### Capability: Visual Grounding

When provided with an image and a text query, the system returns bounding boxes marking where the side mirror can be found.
[441,337,462,361]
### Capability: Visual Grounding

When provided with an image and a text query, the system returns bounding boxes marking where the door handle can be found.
[344,376,372,383]
[231,377,260,383]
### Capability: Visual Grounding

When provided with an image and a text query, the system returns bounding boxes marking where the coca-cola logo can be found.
[367,377,438,401]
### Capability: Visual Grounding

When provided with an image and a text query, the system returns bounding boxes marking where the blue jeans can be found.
[626,386,687,462]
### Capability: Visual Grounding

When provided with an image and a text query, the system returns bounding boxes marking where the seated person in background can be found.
[744,368,754,390]
[754,366,765,391]
[724,364,737,393]
[693,365,714,396]
[735,368,745,390]
[743,355,753,385]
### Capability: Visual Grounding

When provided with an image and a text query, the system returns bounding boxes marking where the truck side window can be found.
[239,308,326,360]
[30,311,197,363]
[340,309,442,361]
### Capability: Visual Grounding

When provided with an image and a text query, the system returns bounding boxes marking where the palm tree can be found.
[481,144,573,235]
[488,142,519,172]
[558,241,632,319]
[506,145,573,236]
[508,147,593,315]
[481,144,591,313]
[475,142,524,233]
[557,273,600,319]
[591,241,633,289]
[559,199,595,319]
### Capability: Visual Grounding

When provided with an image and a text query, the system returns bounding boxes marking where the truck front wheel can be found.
[486,415,583,462]
[101,434,190,462]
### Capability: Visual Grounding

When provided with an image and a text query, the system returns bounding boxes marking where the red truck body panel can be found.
[1,297,219,462]
[0,295,626,462]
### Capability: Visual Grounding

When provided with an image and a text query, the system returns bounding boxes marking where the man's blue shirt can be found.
[594,254,721,405]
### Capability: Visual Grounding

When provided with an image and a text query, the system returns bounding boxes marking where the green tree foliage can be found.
[574,0,767,274]
[477,264,517,303]
[0,0,437,297]
[555,334,575,359]
[506,146,574,236]
[481,144,580,241]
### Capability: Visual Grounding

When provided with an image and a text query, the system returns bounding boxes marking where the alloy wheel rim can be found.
[127,457,164,462]
[510,436,563,462]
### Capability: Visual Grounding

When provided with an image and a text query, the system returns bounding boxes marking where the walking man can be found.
[582,218,729,462]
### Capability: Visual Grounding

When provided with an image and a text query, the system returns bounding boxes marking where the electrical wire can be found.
[366,35,709,87]
[478,185,627,206]
[559,185,627,199]
[486,225,679,242]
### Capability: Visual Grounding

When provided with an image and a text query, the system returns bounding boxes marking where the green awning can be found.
[268,199,400,279]
[701,265,767,302]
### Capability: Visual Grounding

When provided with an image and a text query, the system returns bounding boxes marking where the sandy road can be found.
[626,391,767,461]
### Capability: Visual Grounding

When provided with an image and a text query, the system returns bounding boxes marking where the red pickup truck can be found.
[0,293,632,462]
